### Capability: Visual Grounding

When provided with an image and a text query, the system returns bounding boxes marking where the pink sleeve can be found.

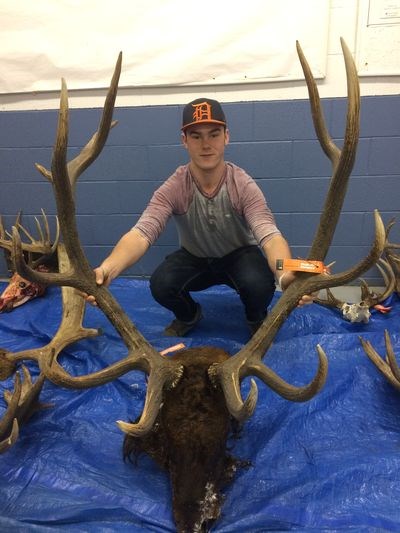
[227,164,281,246]
[133,166,191,245]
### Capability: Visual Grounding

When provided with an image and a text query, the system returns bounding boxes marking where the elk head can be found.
[0,40,386,532]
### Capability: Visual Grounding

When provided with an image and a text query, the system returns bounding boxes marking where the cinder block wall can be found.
[0,95,399,284]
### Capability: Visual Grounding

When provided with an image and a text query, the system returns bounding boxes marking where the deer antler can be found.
[209,38,386,422]
[383,218,400,296]
[0,210,59,269]
[0,366,48,453]
[358,221,400,387]
[10,53,184,438]
[387,253,400,295]
[316,217,398,322]
[315,257,395,323]
[360,331,400,391]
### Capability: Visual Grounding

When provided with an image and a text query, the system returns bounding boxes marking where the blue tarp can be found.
[0,278,399,532]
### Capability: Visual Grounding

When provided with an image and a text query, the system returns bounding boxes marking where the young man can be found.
[89,98,310,336]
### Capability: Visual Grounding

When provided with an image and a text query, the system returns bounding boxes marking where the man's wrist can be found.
[277,272,288,291]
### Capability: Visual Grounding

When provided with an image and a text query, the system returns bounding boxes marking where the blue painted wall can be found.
[0,95,399,284]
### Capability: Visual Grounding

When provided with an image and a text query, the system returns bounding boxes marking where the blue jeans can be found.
[150,245,276,324]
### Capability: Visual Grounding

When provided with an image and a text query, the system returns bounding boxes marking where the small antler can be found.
[210,38,386,422]
[315,257,395,323]
[0,366,48,454]
[383,218,400,296]
[0,209,59,269]
[360,331,400,391]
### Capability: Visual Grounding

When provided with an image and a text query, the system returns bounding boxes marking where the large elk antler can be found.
[1,53,142,444]
[10,53,184,438]
[0,53,125,434]
[208,38,385,422]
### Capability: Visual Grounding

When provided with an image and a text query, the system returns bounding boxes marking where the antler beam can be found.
[210,38,385,422]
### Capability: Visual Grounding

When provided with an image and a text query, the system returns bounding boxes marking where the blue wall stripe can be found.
[0,95,399,286]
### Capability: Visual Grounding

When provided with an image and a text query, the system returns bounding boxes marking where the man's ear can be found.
[225,128,230,145]
[181,132,188,148]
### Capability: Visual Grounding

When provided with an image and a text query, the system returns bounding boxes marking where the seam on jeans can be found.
[178,271,206,314]
[180,271,205,294]
[224,272,240,292]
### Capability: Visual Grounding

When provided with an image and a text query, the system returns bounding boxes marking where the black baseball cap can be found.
[182,98,227,131]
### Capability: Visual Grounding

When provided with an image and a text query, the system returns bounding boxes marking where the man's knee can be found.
[239,271,275,295]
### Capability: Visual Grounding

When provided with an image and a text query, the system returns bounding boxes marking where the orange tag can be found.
[160,343,186,356]
[276,258,326,274]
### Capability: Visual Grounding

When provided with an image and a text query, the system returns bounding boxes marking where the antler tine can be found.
[211,40,386,422]
[384,217,397,244]
[0,372,22,451]
[117,364,184,437]
[382,218,400,294]
[384,330,400,383]
[0,212,21,253]
[35,52,122,192]
[0,419,19,454]
[295,42,340,164]
[315,287,344,310]
[0,210,59,262]
[0,366,48,453]
[32,208,53,247]
[303,37,360,261]
[0,215,5,241]
[388,253,400,294]
[360,258,395,306]
[67,52,121,188]
[360,331,400,391]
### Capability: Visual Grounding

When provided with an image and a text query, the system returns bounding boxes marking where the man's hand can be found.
[278,271,318,307]
[85,266,111,306]
[297,293,315,306]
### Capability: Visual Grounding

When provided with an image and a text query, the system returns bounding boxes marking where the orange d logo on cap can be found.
[192,101,212,123]
[182,97,227,131]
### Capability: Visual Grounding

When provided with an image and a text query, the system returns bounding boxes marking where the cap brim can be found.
[181,119,226,131]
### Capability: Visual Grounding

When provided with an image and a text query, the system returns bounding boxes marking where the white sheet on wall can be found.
[0,0,329,94]
[356,0,400,76]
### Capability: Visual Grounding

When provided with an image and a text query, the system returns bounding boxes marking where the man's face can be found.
[182,124,229,174]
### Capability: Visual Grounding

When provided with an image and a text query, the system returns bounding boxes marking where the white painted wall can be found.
[1,0,399,111]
